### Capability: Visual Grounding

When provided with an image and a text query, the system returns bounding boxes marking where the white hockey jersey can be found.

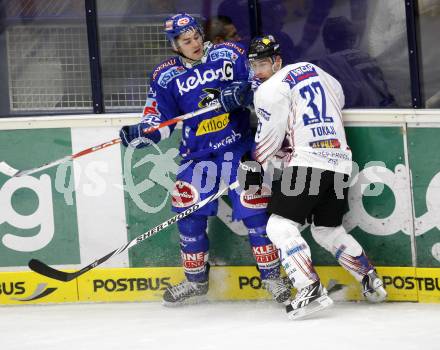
[253,62,352,175]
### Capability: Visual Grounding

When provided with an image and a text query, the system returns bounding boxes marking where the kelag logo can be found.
[93,277,172,292]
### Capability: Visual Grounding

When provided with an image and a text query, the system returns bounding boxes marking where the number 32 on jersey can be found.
[300,81,334,126]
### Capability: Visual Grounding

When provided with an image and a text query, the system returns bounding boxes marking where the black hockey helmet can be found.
[248,35,281,61]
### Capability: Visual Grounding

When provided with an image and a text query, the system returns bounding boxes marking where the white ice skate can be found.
[362,269,387,303]
[286,280,333,320]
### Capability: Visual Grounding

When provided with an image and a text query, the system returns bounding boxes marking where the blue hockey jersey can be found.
[142,41,252,160]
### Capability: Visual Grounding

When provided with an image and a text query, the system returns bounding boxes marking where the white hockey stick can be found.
[0,161,20,177]
[0,102,220,178]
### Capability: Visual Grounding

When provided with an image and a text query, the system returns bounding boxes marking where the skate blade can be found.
[162,295,208,307]
[287,295,334,320]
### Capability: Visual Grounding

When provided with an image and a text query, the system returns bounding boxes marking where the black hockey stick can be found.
[326,279,346,294]
[282,277,346,296]
[29,180,239,282]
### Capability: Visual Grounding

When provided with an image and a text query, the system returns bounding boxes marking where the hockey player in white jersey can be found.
[244,35,387,320]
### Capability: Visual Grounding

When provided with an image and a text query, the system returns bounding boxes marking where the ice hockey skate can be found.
[286,280,333,320]
[362,269,387,303]
[262,276,292,304]
[162,279,209,306]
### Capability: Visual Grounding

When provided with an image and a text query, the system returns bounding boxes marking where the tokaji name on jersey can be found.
[310,125,336,137]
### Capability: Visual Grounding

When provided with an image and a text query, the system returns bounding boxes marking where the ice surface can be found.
[1,301,439,350]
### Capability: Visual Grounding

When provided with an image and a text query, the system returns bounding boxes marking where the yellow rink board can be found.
[1,266,439,305]
[75,266,426,302]
[414,268,440,303]
[0,270,78,305]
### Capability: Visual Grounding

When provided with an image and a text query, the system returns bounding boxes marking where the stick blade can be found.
[28,259,75,282]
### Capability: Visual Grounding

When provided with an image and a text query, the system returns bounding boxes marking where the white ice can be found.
[1,301,439,350]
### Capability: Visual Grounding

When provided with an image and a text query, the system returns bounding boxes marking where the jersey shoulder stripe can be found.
[212,41,246,55]
[282,63,318,88]
[151,57,184,82]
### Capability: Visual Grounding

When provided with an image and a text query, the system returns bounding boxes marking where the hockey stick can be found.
[326,279,346,295]
[1,102,220,178]
[28,180,239,282]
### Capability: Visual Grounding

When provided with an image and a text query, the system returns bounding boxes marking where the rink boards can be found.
[1,266,440,305]
[1,110,440,305]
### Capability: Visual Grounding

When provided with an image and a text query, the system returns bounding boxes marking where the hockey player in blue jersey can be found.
[119,13,291,305]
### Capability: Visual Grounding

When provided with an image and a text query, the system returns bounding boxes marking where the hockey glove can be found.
[219,81,253,112]
[238,151,263,190]
[119,123,161,148]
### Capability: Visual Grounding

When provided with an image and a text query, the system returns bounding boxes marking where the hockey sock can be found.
[177,215,209,282]
[243,214,281,280]
[336,250,374,282]
[267,214,319,289]
[311,224,374,281]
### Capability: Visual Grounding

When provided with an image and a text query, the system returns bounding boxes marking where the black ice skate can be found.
[162,279,209,306]
[286,280,333,320]
[262,276,292,304]
[362,269,387,303]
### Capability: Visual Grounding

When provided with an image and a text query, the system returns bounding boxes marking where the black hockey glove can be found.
[238,152,263,190]
[219,81,253,112]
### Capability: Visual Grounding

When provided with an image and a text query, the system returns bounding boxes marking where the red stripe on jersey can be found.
[255,130,277,150]
[255,138,280,164]
[297,72,317,82]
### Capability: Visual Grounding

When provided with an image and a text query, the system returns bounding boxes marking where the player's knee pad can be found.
[267,215,316,289]
[177,215,209,253]
[266,214,311,261]
[266,214,302,251]
[311,224,362,257]
[243,214,280,279]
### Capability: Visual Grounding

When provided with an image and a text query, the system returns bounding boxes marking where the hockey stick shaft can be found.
[28,180,239,282]
[10,102,220,177]
[140,101,220,134]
